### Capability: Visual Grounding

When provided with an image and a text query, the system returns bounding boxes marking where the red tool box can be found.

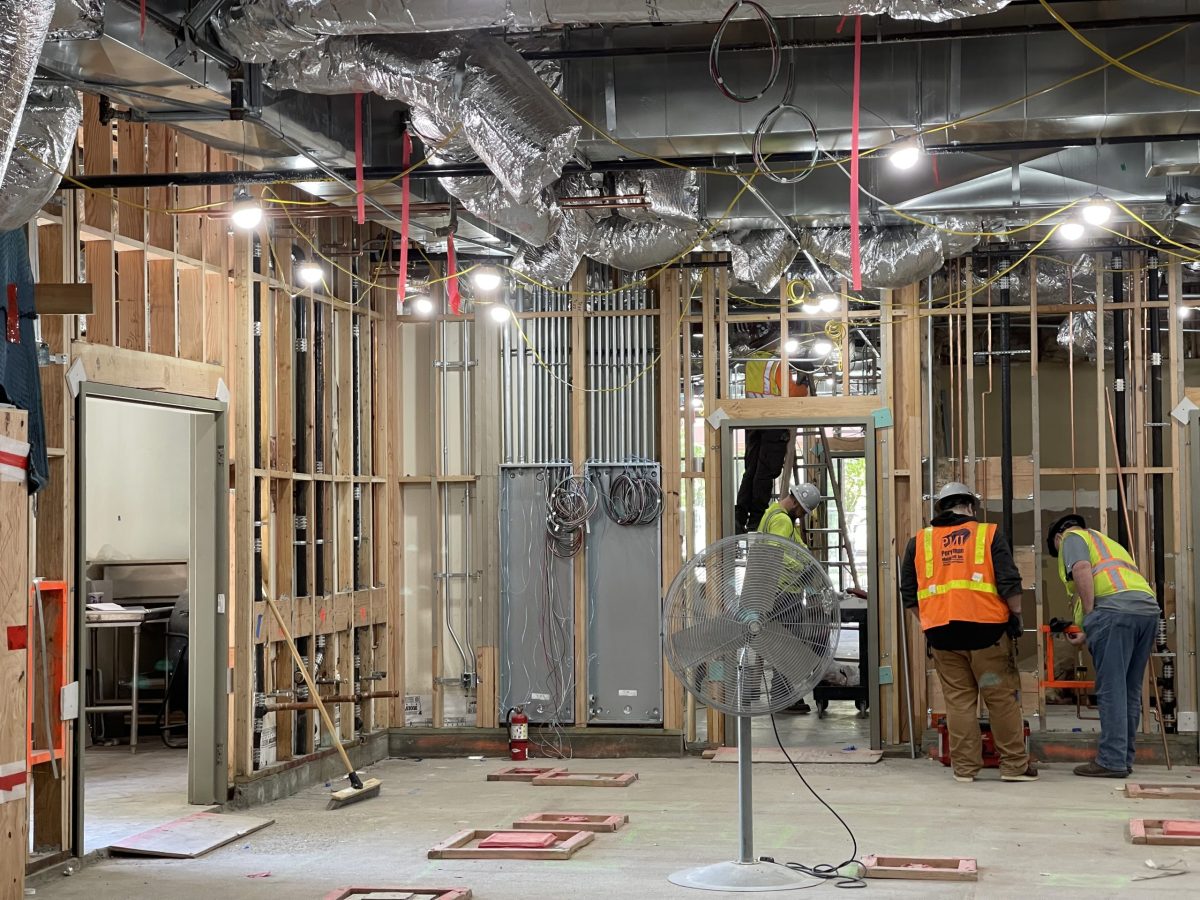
[934,716,1031,768]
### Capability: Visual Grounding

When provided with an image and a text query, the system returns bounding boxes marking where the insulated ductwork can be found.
[48,0,103,40]
[730,229,799,293]
[801,225,945,290]
[937,218,982,260]
[440,177,561,246]
[613,170,702,229]
[1057,296,1113,360]
[261,33,579,204]
[512,208,595,287]
[0,84,82,232]
[589,218,697,273]
[216,0,1011,53]
[0,0,55,188]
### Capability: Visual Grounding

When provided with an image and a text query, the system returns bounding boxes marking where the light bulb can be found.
[296,260,323,286]
[784,339,800,354]
[1059,221,1085,241]
[472,266,503,292]
[890,143,921,171]
[231,190,262,230]
[1081,194,1112,227]
[488,303,511,322]
[1179,305,1193,320]
[691,397,703,410]
[818,292,841,313]
[413,296,434,315]
[801,301,820,315]
[814,339,834,356]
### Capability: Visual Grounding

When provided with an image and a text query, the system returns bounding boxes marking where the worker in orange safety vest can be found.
[900,482,1035,783]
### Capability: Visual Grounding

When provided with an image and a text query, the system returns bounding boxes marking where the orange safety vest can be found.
[914,521,1010,631]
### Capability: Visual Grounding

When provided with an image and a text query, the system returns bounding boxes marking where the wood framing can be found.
[323,890,472,900]
[530,771,638,787]
[511,813,628,832]
[861,856,978,882]
[1129,819,1200,845]
[427,829,594,860]
[486,766,568,783]
[1125,783,1200,801]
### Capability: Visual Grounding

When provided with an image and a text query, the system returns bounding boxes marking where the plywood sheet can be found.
[108,811,274,858]
[710,747,882,765]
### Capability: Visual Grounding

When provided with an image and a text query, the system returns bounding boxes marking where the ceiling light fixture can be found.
[296,260,323,286]
[1179,305,1193,320]
[784,339,800,354]
[818,292,841,313]
[813,339,834,356]
[488,303,511,322]
[1059,221,1085,241]
[889,141,921,171]
[413,296,434,316]
[691,397,704,410]
[1080,193,1112,227]
[801,300,820,315]
[231,189,263,230]
[473,265,503,292]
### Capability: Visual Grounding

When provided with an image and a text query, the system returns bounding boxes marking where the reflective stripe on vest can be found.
[1057,528,1153,627]
[745,352,783,398]
[913,520,1009,629]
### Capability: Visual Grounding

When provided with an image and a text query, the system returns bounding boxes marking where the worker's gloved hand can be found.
[846,587,868,600]
[1006,613,1023,640]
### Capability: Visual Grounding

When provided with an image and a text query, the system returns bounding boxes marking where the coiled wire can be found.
[709,1,782,104]
[546,474,597,558]
[602,470,664,527]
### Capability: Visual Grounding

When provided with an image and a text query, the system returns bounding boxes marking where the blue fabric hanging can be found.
[0,228,48,493]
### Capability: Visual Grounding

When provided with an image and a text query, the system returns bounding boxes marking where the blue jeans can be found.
[1084,609,1158,772]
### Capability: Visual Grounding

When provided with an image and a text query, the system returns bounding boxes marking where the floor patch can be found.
[427,828,593,860]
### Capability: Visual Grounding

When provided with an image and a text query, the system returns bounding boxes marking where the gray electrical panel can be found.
[585,464,664,724]
[498,465,575,725]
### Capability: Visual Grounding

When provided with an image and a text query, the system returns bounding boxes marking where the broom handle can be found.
[263,593,356,779]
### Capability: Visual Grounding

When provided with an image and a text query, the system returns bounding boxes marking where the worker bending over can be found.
[901,483,1035,783]
[1047,514,1159,778]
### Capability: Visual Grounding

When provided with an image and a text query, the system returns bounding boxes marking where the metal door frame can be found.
[720,415,881,751]
[73,384,228,855]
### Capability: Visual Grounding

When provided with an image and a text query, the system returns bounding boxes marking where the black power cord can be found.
[760,713,867,889]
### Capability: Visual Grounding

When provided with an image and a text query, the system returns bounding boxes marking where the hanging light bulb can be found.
[691,396,704,410]
[813,339,834,356]
[889,140,921,171]
[472,265,503,292]
[412,296,434,315]
[801,300,820,315]
[488,303,511,322]
[296,260,323,286]
[1080,193,1112,227]
[1059,221,1085,241]
[1179,305,1193,320]
[818,292,841,313]
[230,189,262,230]
[784,339,800,354]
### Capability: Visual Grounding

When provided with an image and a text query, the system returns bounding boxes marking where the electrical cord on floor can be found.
[759,713,867,890]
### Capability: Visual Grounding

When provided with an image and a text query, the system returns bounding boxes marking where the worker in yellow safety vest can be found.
[1047,514,1160,778]
[901,482,1035,783]
[734,351,808,534]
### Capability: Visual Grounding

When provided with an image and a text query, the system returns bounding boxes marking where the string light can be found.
[413,296,434,315]
[813,339,834,356]
[1059,221,1085,241]
[473,265,503,291]
[489,303,512,322]
[784,339,800,353]
[230,189,262,230]
[818,293,841,313]
[296,260,322,286]
[889,140,921,170]
[1081,193,1113,226]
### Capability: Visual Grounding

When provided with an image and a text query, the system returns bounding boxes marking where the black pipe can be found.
[1111,252,1130,549]
[57,131,1200,191]
[998,261,1014,548]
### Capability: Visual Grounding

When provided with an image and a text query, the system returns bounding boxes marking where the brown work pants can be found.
[931,635,1029,778]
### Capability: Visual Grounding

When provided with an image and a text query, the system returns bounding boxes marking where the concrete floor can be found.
[84,743,195,854]
[35,754,1200,899]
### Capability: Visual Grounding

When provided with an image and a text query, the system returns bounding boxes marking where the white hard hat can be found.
[934,481,976,512]
[789,482,822,513]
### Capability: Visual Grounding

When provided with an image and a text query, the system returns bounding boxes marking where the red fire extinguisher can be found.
[507,706,530,761]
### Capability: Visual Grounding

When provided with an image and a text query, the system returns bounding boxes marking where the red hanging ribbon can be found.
[447,232,461,315]
[6,284,19,344]
[849,15,863,292]
[140,0,146,40]
[397,131,411,314]
[354,93,366,225]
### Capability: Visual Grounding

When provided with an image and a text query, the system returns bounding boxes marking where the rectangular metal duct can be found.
[1147,141,1200,177]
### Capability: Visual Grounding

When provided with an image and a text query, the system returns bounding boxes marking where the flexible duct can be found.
[216,1,1011,52]
[613,169,702,229]
[0,84,82,232]
[511,208,595,287]
[0,0,55,188]
[937,218,982,260]
[1055,297,1113,360]
[48,0,102,40]
[262,33,579,204]
[730,229,799,293]
[588,217,697,273]
[801,224,945,290]
[440,176,561,247]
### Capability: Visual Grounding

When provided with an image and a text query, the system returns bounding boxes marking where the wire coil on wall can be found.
[709,0,782,103]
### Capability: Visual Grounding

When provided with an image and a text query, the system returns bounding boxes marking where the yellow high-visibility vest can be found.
[745,351,784,398]
[1056,528,1153,628]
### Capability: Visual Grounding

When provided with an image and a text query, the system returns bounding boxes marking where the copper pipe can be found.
[266,689,399,712]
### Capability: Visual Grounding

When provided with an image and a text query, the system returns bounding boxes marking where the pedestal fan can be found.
[664,531,841,892]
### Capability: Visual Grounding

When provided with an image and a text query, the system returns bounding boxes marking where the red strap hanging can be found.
[6,284,19,344]
[447,232,461,315]
[140,0,147,40]
[354,93,366,225]
[397,131,411,313]
[849,15,863,292]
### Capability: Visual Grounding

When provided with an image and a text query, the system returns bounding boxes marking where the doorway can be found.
[73,384,227,855]
[722,416,881,752]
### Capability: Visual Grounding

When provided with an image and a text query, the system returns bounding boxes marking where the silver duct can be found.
[801,225,946,290]
[0,84,82,232]
[216,1,1011,51]
[440,177,561,246]
[261,33,579,204]
[937,217,982,260]
[511,208,595,287]
[613,169,701,229]
[730,229,799,293]
[1057,296,1114,360]
[48,0,102,40]
[588,218,697,273]
[0,0,55,189]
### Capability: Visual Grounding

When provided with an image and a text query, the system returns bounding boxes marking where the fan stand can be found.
[668,715,811,892]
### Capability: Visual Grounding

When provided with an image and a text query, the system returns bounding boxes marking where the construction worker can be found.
[733,350,807,534]
[1047,514,1159,778]
[901,483,1035,783]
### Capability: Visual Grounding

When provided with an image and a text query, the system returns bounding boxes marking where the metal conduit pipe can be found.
[1146,252,1176,733]
[267,690,400,712]
[927,276,935,517]
[998,260,1014,547]
[1111,251,1130,549]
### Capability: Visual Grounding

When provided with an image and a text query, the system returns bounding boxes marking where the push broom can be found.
[263,593,382,807]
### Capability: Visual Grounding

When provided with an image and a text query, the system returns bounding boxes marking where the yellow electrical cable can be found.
[1112,201,1200,259]
[1038,0,1200,99]
[1096,225,1200,263]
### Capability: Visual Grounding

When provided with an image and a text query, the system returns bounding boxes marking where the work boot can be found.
[786,699,812,715]
[1001,763,1039,782]
[1073,761,1127,778]
[953,773,975,784]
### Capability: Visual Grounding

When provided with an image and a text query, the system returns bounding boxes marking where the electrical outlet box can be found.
[60,681,79,720]
[1178,711,1198,732]
[878,665,894,685]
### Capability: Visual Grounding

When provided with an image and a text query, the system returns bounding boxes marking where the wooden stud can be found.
[511,813,628,833]
[486,766,568,783]
[530,771,638,788]
[1125,782,1200,800]
[33,283,93,316]
[116,250,146,351]
[861,855,978,882]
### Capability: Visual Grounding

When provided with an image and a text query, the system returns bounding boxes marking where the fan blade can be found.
[668,619,745,670]
[754,619,832,690]
[737,538,787,612]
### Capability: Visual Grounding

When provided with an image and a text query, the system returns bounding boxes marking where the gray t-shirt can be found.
[1061,533,1159,616]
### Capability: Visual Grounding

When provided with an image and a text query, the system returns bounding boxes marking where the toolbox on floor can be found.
[934,716,1031,768]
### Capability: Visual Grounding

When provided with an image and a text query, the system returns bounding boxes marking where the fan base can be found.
[667,860,812,892]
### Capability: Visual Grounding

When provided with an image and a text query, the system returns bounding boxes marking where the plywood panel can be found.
[115,121,146,241]
[178,268,204,362]
[82,95,113,231]
[84,240,115,346]
[117,250,146,351]
[146,124,175,250]
[205,273,228,368]
[175,136,206,261]
[148,259,177,357]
